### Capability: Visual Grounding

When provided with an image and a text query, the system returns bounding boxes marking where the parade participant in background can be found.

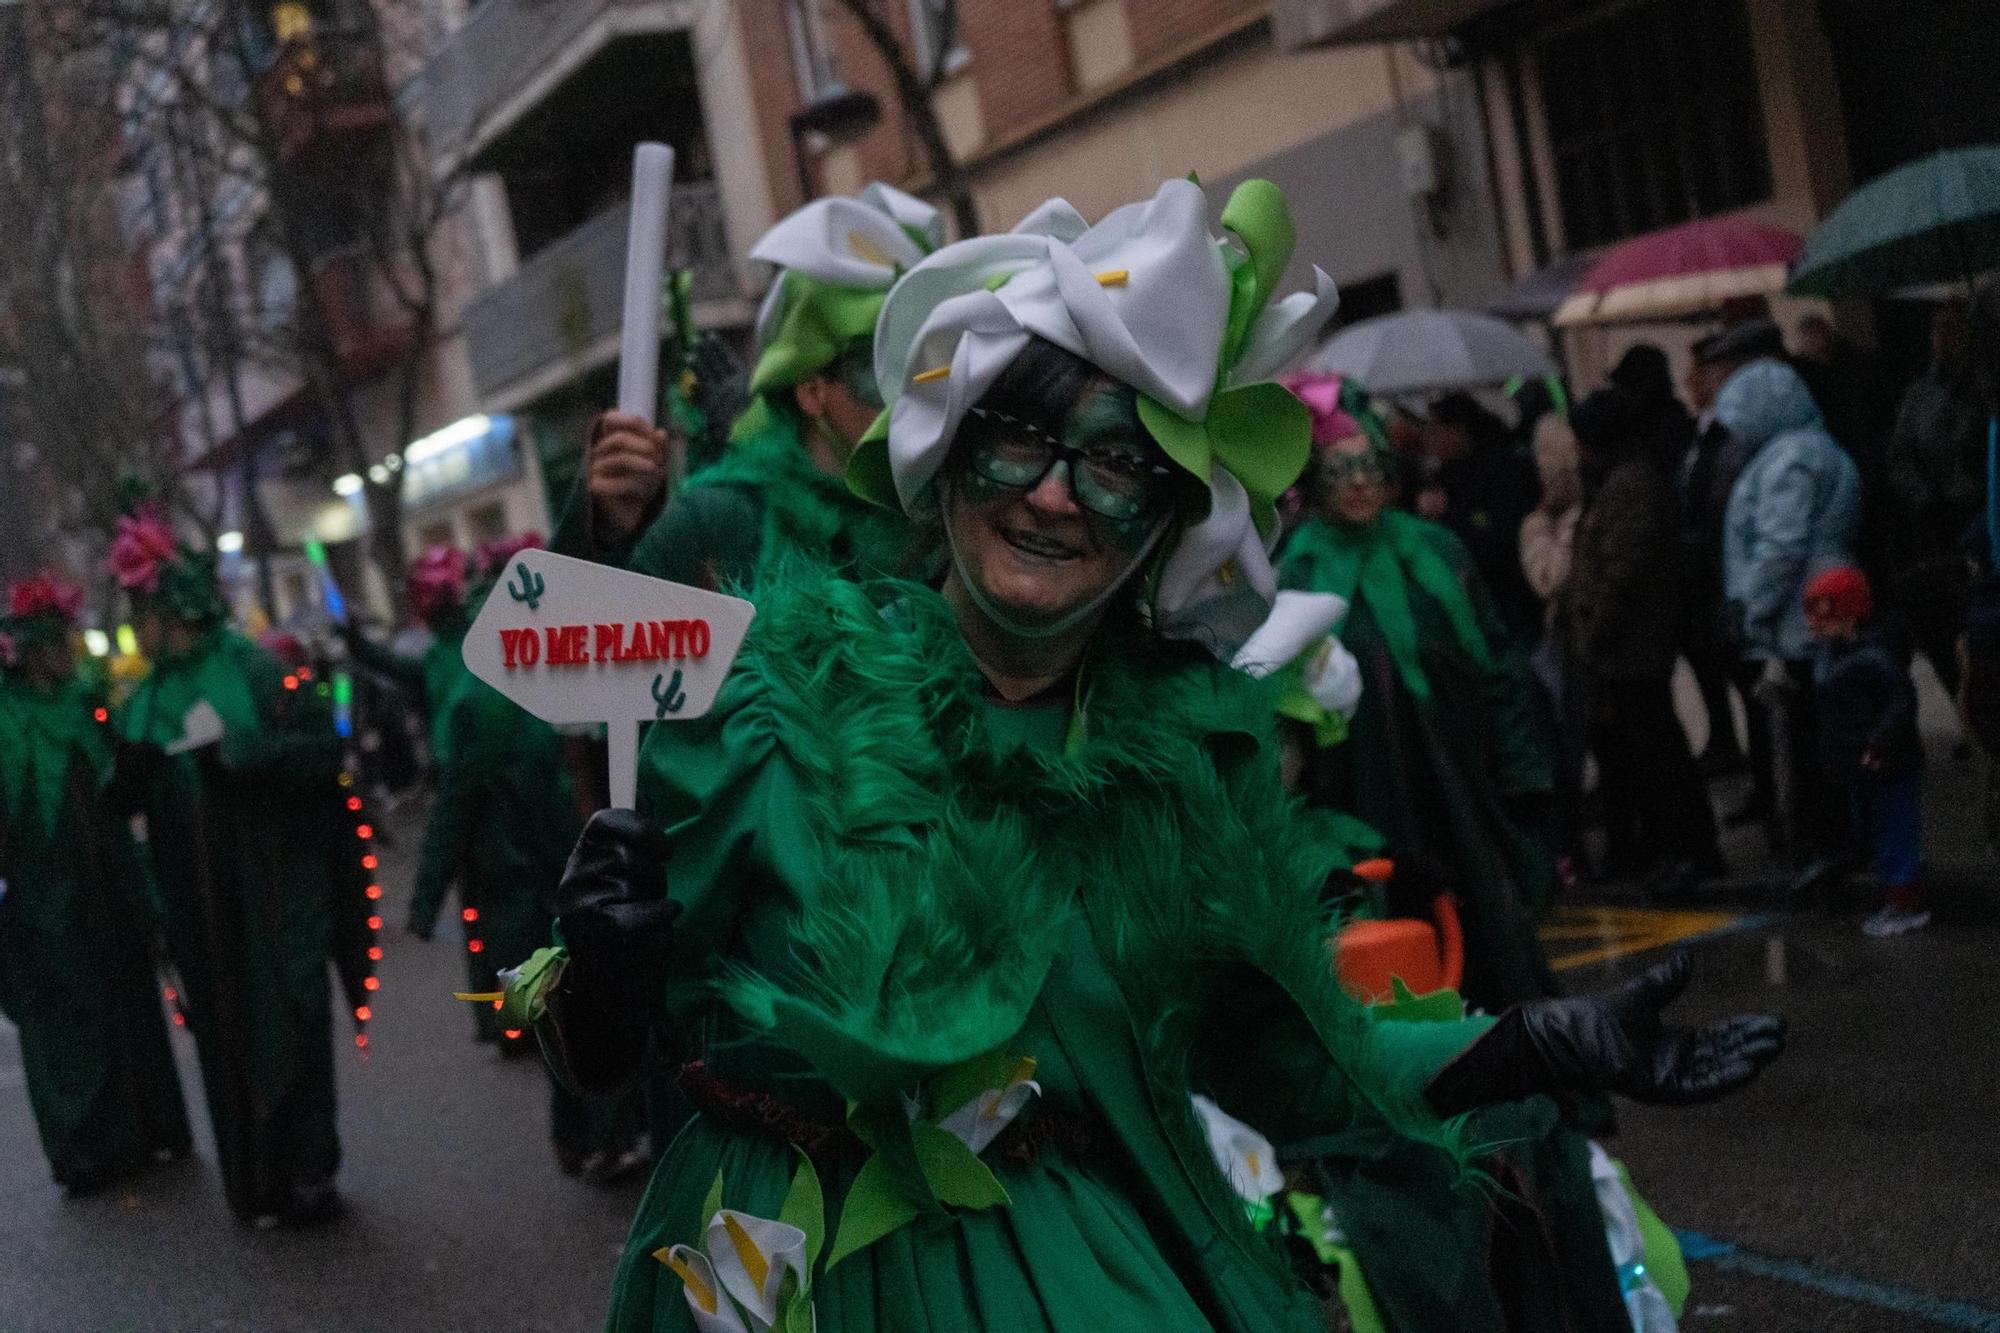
[1567,389,1725,898]
[517,180,1782,1333]
[557,183,940,589]
[1717,358,1864,880]
[341,543,473,768]
[106,507,352,1226]
[1519,411,1586,884]
[1413,392,1544,647]
[1281,415,1560,1008]
[0,572,190,1195]
[407,534,647,1181]
[1803,567,1929,937]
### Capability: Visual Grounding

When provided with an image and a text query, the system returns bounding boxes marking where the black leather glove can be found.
[544,809,679,1094]
[1424,953,1783,1117]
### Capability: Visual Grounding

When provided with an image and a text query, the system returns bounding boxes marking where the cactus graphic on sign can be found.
[507,562,546,610]
[462,548,754,809]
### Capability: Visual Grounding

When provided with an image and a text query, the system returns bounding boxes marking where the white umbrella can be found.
[1306,309,1554,396]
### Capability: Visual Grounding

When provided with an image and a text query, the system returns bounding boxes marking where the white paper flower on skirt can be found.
[1232,590,1364,720]
[1191,1094,1286,1205]
[663,1208,813,1333]
[932,1054,1041,1156]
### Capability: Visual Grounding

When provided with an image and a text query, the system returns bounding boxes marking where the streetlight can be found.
[788,84,882,201]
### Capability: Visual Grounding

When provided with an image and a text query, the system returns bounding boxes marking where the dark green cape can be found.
[117,630,353,1219]
[1281,514,1559,1008]
[0,674,190,1187]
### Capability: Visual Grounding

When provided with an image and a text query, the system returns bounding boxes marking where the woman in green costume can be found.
[524,181,1781,1332]
[407,535,647,1180]
[557,183,949,589]
[106,509,351,1225]
[1278,388,1563,1009]
[0,572,190,1195]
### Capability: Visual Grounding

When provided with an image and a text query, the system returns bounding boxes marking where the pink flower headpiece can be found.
[106,505,182,594]
[474,532,544,581]
[406,544,470,623]
[8,570,85,624]
[1280,372,1363,451]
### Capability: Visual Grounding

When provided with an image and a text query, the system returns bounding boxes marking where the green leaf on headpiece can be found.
[1218,180,1297,371]
[844,410,899,510]
[1208,382,1311,505]
[750,275,888,395]
[1136,394,1212,485]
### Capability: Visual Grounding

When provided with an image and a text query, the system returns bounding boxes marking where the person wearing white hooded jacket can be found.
[1718,356,1864,866]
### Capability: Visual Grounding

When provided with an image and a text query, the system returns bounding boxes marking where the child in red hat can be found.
[1804,565,1928,935]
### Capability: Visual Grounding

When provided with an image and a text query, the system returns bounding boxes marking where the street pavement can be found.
[1,665,1996,1331]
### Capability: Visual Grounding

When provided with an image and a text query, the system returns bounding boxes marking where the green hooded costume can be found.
[0,601,191,1191]
[117,615,353,1221]
[1280,510,1560,1008]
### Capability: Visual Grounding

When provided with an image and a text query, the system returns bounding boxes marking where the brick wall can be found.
[1123,0,1264,64]
[958,1,1071,139]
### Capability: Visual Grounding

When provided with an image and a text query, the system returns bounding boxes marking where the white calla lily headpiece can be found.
[849,178,1338,654]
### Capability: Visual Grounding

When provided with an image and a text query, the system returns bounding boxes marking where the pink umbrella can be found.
[1553,216,1803,326]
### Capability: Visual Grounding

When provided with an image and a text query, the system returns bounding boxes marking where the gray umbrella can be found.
[1307,309,1554,396]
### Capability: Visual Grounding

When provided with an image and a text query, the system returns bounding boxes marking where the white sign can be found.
[166,700,226,755]
[462,548,754,808]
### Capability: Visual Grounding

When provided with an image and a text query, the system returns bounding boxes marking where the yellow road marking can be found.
[1542,906,1745,971]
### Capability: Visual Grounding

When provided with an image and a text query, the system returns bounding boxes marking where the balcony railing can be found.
[464,181,736,402]
[403,0,686,161]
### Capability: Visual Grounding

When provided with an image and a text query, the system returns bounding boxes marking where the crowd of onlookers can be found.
[1327,296,2000,938]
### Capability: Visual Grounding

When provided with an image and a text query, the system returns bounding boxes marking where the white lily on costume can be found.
[661,1208,813,1333]
[1232,590,1364,721]
[931,1053,1041,1155]
[748,182,943,354]
[1190,1094,1286,1206]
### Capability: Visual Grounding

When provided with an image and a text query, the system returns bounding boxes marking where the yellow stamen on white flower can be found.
[912,365,951,384]
[452,991,505,1003]
[849,231,893,268]
[722,1214,770,1292]
[657,1248,718,1315]
[1096,269,1130,286]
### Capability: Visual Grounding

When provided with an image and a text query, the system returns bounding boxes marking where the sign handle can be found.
[607,718,640,811]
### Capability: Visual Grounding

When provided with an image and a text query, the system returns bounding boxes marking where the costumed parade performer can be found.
[556,183,942,588]
[409,534,647,1180]
[512,179,1781,1332]
[342,543,475,768]
[1277,379,1563,1010]
[106,506,354,1225]
[0,572,191,1195]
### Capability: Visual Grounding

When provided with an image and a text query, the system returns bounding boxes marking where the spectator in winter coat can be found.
[1608,343,1695,474]
[1416,392,1544,648]
[1567,388,1724,894]
[1804,566,1928,937]
[1718,357,1864,870]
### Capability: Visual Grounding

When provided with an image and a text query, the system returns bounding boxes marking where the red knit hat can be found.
[1803,565,1872,623]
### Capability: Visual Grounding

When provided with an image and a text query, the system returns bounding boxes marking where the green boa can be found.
[1280,513,1494,699]
[705,560,1468,1169]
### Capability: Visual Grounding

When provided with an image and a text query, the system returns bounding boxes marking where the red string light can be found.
[503,1029,523,1040]
[491,998,503,1011]
[365,884,383,900]
[363,976,380,992]
[93,707,109,723]
[172,1013,186,1027]
[354,1005,372,1022]
[466,939,484,954]
[354,1033,369,1050]
[356,824,374,840]
[297,667,313,681]
[346,796,363,812]
[283,675,299,691]
[367,946,383,961]
[366,915,383,931]
[460,907,479,923]
[362,854,379,870]
[163,986,178,1002]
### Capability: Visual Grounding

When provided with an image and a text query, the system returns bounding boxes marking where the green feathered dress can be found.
[410,676,641,1154]
[118,630,349,1220]
[0,674,191,1188]
[1280,513,1560,1009]
[555,396,914,592]
[599,563,1627,1333]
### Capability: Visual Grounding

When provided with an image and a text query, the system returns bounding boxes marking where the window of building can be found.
[1536,0,1770,250]
[785,0,839,101]
[906,0,967,79]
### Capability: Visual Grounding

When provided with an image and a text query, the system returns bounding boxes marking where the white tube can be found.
[617,142,676,423]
